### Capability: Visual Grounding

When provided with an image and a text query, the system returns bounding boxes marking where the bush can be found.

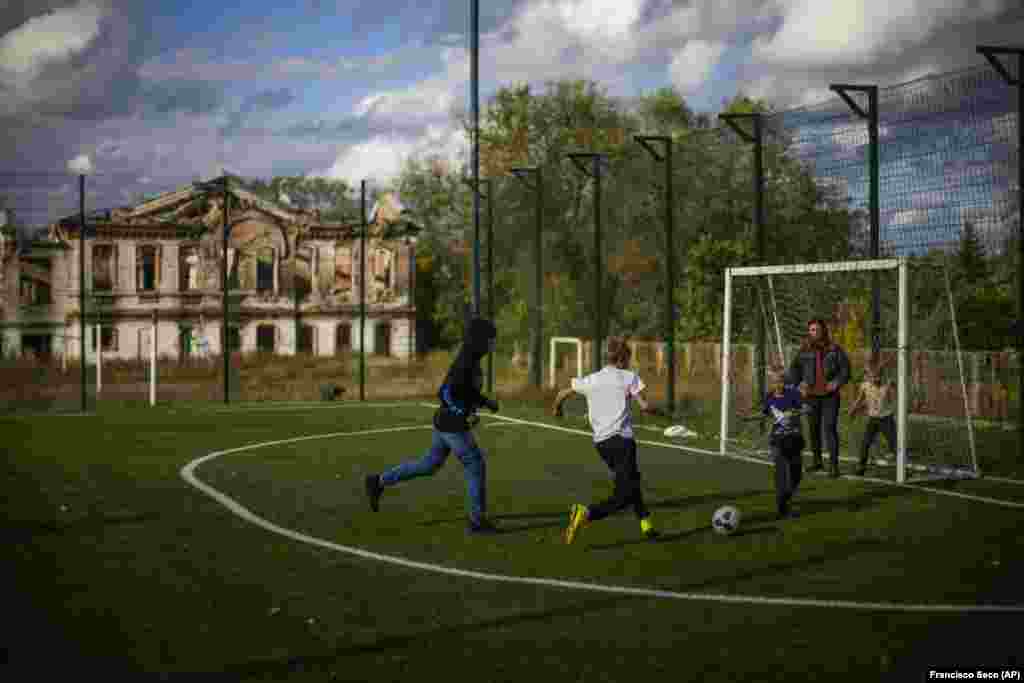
[320,383,345,401]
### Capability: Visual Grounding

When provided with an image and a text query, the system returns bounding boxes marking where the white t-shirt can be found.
[571,366,646,443]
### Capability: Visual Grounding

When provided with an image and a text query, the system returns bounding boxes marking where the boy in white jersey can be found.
[551,337,660,544]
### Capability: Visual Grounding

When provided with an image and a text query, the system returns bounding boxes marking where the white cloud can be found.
[318,124,467,187]
[0,2,106,78]
[669,40,726,93]
[559,0,642,41]
[753,0,1008,67]
[67,154,94,175]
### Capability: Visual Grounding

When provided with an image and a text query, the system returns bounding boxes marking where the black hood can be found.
[464,317,497,358]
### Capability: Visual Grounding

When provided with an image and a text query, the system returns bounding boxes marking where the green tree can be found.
[675,234,755,341]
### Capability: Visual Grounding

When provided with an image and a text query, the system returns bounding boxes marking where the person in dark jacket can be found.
[364,317,501,534]
[784,318,851,478]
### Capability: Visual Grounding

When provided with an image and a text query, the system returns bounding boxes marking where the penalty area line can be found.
[180,425,1024,614]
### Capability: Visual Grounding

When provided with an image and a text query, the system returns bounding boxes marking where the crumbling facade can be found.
[0,178,419,362]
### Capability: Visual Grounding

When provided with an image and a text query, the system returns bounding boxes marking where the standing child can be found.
[848,356,899,476]
[364,317,501,534]
[551,337,661,545]
[760,367,807,519]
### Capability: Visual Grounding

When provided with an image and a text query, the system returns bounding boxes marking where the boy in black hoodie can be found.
[364,317,501,534]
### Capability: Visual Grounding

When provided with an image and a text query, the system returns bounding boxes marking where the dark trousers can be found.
[860,415,897,465]
[806,392,841,467]
[589,436,649,522]
[772,434,804,514]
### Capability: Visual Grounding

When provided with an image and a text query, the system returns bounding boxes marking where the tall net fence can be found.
[0,58,1018,441]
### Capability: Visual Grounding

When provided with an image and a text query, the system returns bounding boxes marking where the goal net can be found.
[720,257,978,484]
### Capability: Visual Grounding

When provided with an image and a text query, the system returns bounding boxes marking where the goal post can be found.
[549,336,583,389]
[720,257,978,484]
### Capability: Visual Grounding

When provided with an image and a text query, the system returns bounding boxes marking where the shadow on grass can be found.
[416,509,569,534]
[647,487,772,512]
[4,511,161,543]
[586,523,782,551]
[164,594,639,680]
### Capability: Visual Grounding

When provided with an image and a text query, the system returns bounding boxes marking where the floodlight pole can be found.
[567,152,608,373]
[360,179,367,402]
[470,0,481,319]
[462,177,495,393]
[831,84,881,358]
[719,113,767,420]
[977,45,1024,464]
[510,166,544,389]
[79,174,87,413]
[222,176,230,404]
[634,135,677,416]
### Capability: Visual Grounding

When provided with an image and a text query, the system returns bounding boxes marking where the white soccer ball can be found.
[712,505,741,536]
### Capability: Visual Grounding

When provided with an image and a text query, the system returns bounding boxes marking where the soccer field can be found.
[5,399,1023,681]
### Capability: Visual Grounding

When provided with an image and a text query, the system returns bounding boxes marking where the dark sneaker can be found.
[643,527,662,540]
[830,464,841,478]
[777,509,799,520]
[855,464,867,476]
[365,474,382,512]
[809,460,824,472]
[468,518,500,534]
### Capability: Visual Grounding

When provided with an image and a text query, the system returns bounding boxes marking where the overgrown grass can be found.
[4,399,1023,681]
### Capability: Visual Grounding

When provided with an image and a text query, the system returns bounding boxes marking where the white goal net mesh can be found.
[721,258,977,482]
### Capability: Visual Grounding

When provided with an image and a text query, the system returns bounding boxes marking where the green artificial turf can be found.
[4,398,1022,682]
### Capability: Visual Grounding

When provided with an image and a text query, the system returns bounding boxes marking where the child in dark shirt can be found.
[759,367,808,519]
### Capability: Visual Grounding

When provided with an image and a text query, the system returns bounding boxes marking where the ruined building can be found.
[0,177,420,362]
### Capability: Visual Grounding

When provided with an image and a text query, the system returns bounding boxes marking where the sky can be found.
[0,0,1022,232]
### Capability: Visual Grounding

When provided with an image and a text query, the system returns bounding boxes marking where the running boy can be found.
[364,317,501,534]
[551,337,660,544]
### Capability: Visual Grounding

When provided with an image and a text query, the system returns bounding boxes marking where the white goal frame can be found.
[720,257,978,484]
[549,336,583,389]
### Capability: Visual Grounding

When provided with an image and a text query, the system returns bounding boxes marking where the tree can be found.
[675,234,755,342]
[239,175,357,222]
[956,220,988,286]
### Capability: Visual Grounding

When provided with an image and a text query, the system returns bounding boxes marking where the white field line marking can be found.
[181,424,1024,614]
[982,475,1024,486]
[188,402,418,414]
[419,404,1024,509]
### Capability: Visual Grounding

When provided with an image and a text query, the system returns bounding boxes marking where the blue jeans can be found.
[379,428,487,524]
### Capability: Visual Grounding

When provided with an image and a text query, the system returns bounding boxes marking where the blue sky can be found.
[0,0,1021,239]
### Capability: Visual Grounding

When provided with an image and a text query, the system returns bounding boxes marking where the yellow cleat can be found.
[641,517,660,540]
[564,504,589,545]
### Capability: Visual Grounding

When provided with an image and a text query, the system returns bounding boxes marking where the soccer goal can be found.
[549,336,583,389]
[719,257,979,484]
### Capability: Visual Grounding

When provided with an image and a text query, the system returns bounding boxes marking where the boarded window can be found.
[179,326,194,358]
[374,248,393,287]
[137,245,160,291]
[91,326,118,351]
[334,246,352,293]
[180,245,201,291]
[256,248,274,292]
[375,322,390,356]
[298,324,315,354]
[256,324,275,353]
[336,323,351,352]
[227,248,240,289]
[93,245,116,291]
[19,277,50,305]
